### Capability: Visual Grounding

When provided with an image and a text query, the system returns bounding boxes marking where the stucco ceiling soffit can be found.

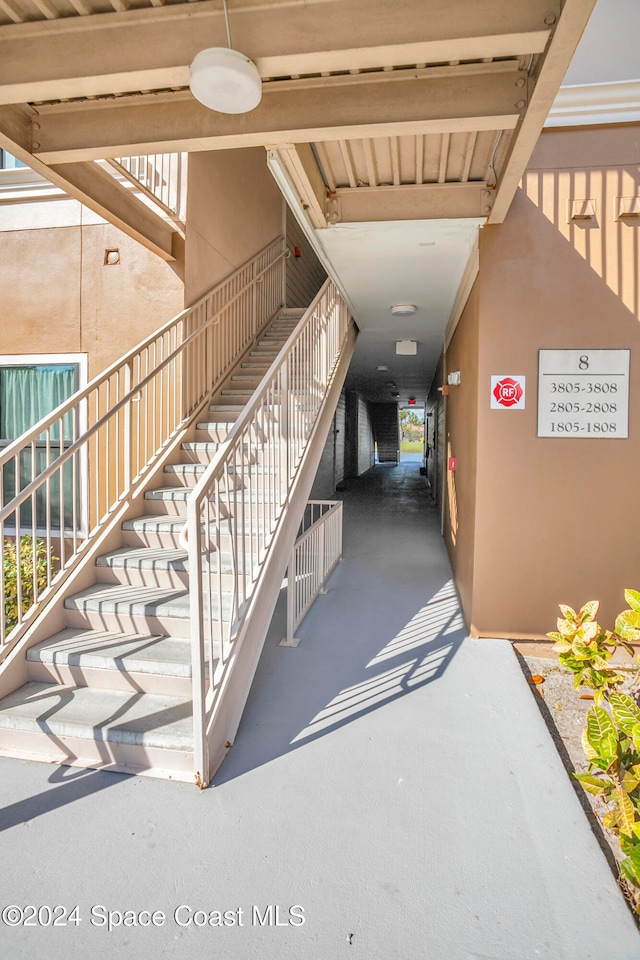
[31,70,526,163]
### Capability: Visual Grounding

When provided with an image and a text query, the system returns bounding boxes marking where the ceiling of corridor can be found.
[0,0,616,403]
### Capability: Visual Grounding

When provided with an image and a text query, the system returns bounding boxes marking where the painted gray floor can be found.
[0,464,637,959]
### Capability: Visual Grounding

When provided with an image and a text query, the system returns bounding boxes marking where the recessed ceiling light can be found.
[391,304,417,317]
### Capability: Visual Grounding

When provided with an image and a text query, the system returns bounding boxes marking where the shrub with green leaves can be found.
[615,589,640,646]
[551,591,640,909]
[3,535,53,633]
[575,692,640,892]
[548,599,634,705]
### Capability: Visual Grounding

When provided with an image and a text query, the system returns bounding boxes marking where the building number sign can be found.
[537,349,630,438]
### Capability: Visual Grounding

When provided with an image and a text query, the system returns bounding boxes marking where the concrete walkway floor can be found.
[0,463,638,959]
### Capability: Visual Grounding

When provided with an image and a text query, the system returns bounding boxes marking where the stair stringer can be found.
[197,320,358,786]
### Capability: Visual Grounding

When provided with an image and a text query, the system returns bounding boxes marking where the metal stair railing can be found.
[184,279,351,777]
[0,237,286,655]
[281,500,343,647]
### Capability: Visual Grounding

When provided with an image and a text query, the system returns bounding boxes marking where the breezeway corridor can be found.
[1,463,637,959]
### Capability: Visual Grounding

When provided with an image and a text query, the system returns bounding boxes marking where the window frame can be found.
[0,353,89,536]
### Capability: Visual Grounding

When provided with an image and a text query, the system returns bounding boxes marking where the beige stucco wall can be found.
[446,125,640,638]
[0,215,184,379]
[442,279,479,626]
[184,148,284,305]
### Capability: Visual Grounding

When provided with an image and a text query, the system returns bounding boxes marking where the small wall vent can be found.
[567,199,596,222]
[615,197,640,221]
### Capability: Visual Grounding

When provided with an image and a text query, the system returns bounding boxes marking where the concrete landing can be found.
[0,463,637,959]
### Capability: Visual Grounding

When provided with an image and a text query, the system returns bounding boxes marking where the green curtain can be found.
[1,364,78,530]
[0,364,75,441]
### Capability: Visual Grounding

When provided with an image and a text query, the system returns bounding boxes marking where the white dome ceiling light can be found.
[189,0,262,114]
[390,304,417,317]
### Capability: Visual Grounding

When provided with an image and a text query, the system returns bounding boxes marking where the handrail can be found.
[282,500,343,647]
[0,237,286,652]
[185,278,351,776]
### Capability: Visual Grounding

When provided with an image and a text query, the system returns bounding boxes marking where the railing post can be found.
[187,496,208,787]
[281,547,299,647]
[280,362,289,502]
[123,360,133,496]
[319,518,326,585]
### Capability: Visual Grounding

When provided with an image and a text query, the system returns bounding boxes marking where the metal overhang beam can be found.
[326,183,491,223]
[270,144,327,229]
[33,70,524,163]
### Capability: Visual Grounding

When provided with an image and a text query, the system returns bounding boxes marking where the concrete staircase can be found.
[0,311,302,782]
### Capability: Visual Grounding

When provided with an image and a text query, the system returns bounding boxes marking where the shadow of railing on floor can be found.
[0,765,130,833]
[214,575,466,785]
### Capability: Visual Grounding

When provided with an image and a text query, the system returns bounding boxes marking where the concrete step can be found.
[95,544,240,586]
[0,681,195,780]
[249,348,280,358]
[26,628,208,696]
[121,513,269,551]
[64,582,197,637]
[208,403,245,414]
[145,483,280,514]
[218,390,255,402]
[229,374,263,384]
[160,462,278,489]
[193,423,235,442]
[180,440,223,464]
[163,462,206,487]
[183,440,267,465]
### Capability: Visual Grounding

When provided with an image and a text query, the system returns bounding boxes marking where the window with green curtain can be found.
[0,363,78,531]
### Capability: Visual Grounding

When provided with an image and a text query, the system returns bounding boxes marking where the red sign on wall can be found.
[491,375,525,409]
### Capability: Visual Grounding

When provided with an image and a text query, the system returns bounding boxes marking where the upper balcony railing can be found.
[107,154,185,219]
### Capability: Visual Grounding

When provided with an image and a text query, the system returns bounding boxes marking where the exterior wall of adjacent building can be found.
[0,195,184,380]
[443,124,640,638]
